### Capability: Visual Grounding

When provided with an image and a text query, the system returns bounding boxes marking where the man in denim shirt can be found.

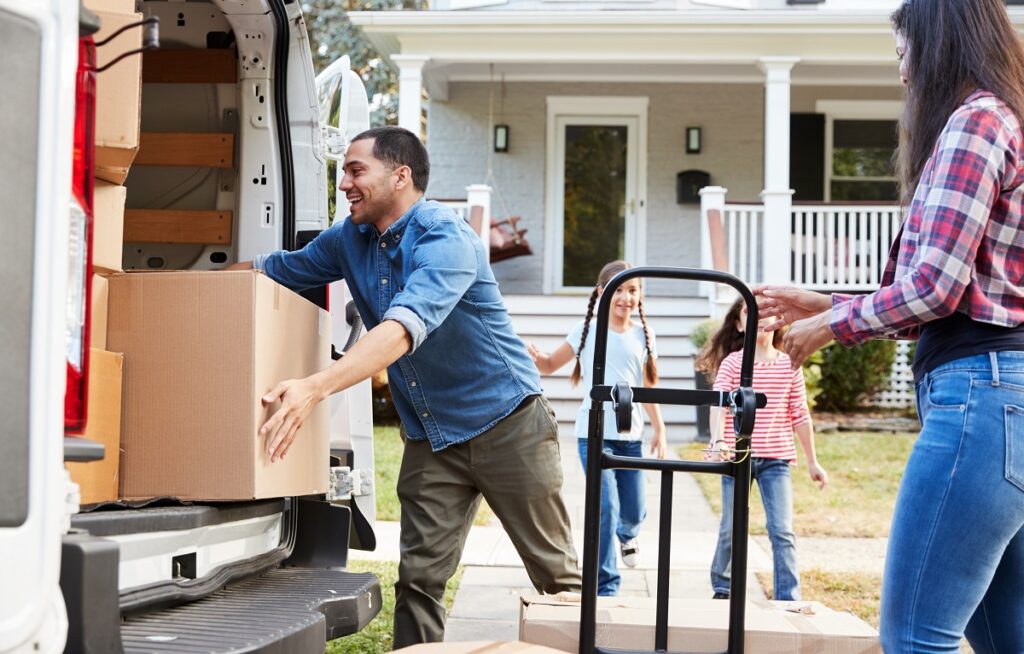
[231,127,580,645]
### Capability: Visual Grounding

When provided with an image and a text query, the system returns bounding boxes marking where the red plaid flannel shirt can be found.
[830,91,1024,347]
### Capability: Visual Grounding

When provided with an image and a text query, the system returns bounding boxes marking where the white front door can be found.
[545,97,648,293]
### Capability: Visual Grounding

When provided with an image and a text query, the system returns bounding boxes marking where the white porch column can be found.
[466,184,493,256]
[758,57,799,285]
[392,55,429,138]
[698,185,728,302]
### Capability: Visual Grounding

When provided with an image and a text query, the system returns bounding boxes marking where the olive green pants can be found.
[392,395,582,647]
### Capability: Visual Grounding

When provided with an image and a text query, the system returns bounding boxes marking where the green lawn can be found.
[373,425,494,526]
[327,560,463,654]
[679,430,916,537]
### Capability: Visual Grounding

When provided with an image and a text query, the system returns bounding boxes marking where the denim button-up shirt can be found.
[254,199,542,451]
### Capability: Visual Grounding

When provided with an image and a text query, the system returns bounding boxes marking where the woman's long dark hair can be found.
[892,0,1024,204]
[694,297,784,380]
[570,260,659,388]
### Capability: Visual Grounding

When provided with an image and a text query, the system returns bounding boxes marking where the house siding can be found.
[426,81,902,295]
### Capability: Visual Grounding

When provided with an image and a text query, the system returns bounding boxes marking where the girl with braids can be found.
[695,296,827,602]
[527,260,666,596]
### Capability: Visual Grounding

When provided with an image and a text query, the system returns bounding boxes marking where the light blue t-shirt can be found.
[566,319,656,441]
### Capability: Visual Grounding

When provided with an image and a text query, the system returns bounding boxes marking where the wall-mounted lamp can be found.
[494,124,510,153]
[686,126,702,154]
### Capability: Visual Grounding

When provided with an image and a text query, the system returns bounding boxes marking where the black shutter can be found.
[790,113,826,202]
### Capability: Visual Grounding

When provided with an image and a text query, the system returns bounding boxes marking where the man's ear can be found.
[394,165,413,191]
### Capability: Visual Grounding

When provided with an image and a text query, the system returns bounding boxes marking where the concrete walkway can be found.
[350,433,889,642]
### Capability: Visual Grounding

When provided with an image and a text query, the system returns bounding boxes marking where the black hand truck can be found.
[579,266,765,654]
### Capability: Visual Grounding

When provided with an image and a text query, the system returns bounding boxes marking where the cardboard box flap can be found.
[519,595,880,654]
[394,642,570,654]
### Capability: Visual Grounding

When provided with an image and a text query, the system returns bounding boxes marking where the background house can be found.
[350,1,1024,436]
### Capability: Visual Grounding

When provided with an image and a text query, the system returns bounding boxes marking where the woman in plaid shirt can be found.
[757,0,1024,650]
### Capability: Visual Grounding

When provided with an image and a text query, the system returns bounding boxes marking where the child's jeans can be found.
[711,456,800,600]
[881,352,1024,653]
[577,438,646,596]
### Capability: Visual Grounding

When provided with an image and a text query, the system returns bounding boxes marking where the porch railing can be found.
[431,184,493,260]
[701,187,903,294]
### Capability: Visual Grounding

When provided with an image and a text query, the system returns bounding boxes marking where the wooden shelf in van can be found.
[143,49,238,84]
[135,132,234,168]
[124,209,232,245]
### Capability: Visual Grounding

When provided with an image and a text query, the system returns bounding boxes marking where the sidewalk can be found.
[352,433,792,641]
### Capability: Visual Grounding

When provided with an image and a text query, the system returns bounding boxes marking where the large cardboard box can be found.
[90,273,109,350]
[519,595,881,654]
[394,643,569,654]
[67,349,124,505]
[107,271,331,501]
[93,9,142,184]
[93,181,125,273]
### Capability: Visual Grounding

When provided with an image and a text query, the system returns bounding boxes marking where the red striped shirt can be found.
[712,350,811,462]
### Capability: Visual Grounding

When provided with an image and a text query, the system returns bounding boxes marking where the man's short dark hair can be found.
[352,126,430,193]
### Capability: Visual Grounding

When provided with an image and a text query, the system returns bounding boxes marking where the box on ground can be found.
[519,595,881,654]
[93,9,142,184]
[67,349,124,505]
[394,642,569,654]
[93,181,125,273]
[107,271,331,501]
[90,273,109,350]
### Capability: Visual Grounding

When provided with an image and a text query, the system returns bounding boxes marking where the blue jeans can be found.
[578,438,646,596]
[710,456,800,600]
[881,352,1024,653]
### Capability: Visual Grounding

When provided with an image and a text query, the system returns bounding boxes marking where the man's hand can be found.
[754,286,832,331]
[260,375,327,462]
[782,311,834,368]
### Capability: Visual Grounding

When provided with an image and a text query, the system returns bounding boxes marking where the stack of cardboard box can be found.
[68,0,331,505]
[66,0,140,505]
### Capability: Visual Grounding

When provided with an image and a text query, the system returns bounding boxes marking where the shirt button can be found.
[421,411,429,418]
[380,241,387,248]
[410,381,417,387]
[381,278,388,285]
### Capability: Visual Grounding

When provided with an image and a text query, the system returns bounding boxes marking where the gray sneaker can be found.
[620,538,639,567]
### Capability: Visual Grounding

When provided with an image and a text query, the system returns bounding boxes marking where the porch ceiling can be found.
[350,9,1024,93]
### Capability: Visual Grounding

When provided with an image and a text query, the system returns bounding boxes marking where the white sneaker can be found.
[620,539,639,568]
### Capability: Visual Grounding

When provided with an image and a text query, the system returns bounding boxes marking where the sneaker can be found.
[620,539,639,568]
[712,591,730,600]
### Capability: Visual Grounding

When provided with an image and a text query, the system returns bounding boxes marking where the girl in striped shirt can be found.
[695,296,828,601]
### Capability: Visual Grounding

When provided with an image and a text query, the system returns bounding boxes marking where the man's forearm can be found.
[310,319,412,400]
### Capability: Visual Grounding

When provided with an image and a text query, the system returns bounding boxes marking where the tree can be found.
[301,0,424,126]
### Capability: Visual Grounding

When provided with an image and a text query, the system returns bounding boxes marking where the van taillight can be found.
[65,37,96,434]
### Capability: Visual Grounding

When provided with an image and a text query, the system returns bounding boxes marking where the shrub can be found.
[815,340,898,411]
[689,318,721,351]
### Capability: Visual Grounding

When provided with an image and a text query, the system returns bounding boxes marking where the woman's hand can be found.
[782,311,835,368]
[754,286,832,330]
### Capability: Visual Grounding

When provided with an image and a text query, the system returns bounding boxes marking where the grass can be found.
[326,560,464,654]
[373,425,495,526]
[758,570,975,654]
[679,429,916,537]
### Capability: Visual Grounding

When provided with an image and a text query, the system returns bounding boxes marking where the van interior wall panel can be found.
[0,9,41,527]
[142,48,238,84]
[135,132,235,168]
[124,209,233,244]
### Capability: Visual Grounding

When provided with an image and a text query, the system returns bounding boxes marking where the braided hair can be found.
[569,260,660,387]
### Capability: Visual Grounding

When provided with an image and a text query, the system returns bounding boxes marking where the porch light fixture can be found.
[494,124,509,153]
[686,126,702,154]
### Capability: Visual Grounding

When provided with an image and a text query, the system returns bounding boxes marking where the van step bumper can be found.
[121,568,380,653]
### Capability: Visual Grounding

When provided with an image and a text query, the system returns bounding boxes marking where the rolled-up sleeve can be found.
[255,226,346,293]
[385,219,477,353]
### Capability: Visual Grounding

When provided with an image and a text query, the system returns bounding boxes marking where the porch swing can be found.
[467,66,533,263]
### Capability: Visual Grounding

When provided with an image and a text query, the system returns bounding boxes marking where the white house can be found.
[349,1,1024,433]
